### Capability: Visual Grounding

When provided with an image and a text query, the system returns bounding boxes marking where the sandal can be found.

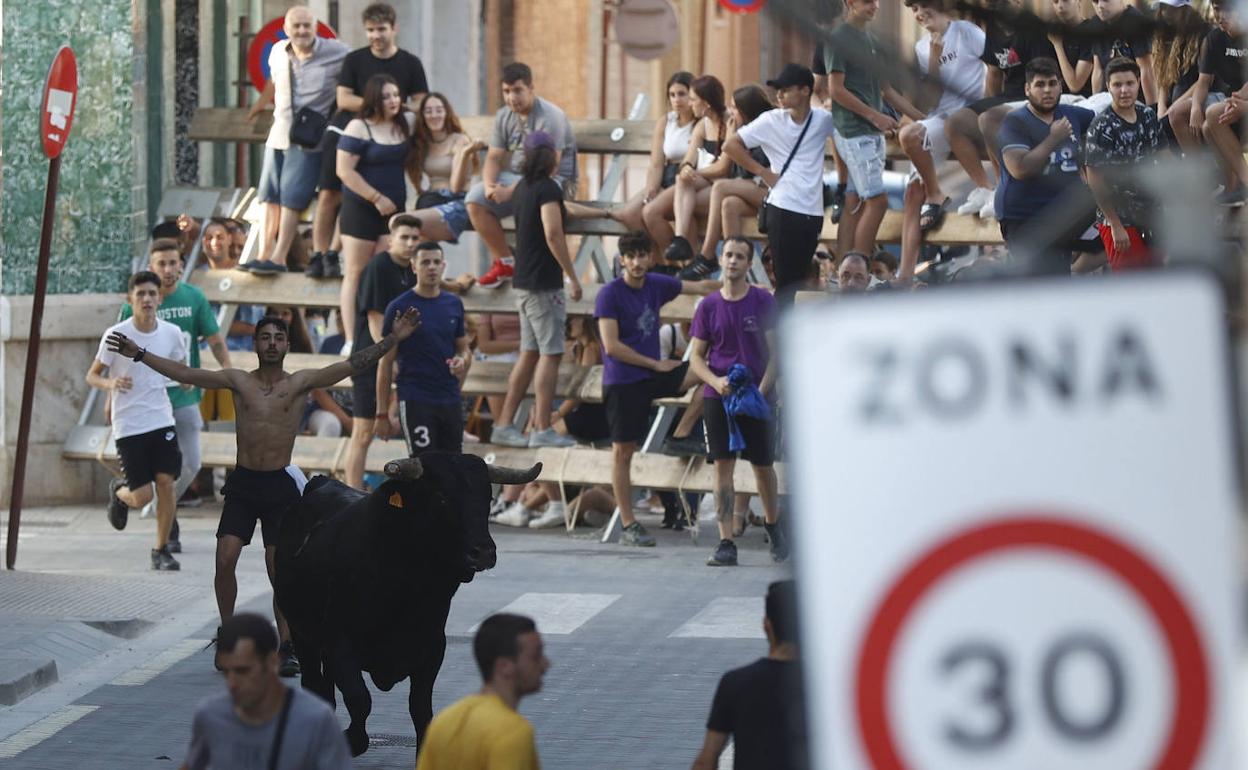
[919,197,951,233]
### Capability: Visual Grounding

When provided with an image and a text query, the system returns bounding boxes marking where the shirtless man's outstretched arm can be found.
[294,307,422,390]
[103,334,242,391]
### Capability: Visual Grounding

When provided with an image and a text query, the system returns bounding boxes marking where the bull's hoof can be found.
[384,457,423,480]
[346,726,369,757]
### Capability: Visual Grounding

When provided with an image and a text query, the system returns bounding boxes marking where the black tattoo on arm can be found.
[348,335,398,373]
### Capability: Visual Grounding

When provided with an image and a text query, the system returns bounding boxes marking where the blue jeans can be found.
[257,145,321,210]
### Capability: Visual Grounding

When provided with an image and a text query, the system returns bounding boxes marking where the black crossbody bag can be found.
[287,44,329,149]
[268,686,294,770]
[757,111,813,235]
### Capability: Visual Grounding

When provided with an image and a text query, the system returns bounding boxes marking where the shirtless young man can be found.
[106,307,421,675]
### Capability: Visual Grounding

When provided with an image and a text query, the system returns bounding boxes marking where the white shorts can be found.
[916,115,951,161]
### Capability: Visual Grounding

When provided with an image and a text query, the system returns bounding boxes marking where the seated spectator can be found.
[224,219,247,263]
[407,92,479,243]
[467,62,577,288]
[265,306,315,354]
[1086,0,1157,105]
[200,219,235,270]
[305,314,354,438]
[836,251,872,292]
[1084,58,1163,270]
[1149,0,1208,134]
[1047,0,1096,99]
[691,580,805,770]
[898,0,986,282]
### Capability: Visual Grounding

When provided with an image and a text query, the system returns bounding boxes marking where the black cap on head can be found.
[767,63,814,91]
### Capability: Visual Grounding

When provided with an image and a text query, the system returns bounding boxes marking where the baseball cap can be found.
[766,63,815,91]
[1157,0,1191,6]
[523,130,555,151]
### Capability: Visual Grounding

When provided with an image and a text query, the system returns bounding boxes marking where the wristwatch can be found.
[133,348,147,363]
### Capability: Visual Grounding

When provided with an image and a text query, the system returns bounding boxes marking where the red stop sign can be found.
[40,46,78,159]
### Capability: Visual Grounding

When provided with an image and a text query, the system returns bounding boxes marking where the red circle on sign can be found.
[855,516,1210,770]
[718,0,767,12]
[246,17,337,92]
[40,46,78,159]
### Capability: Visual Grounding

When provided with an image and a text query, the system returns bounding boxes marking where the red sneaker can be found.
[478,257,515,288]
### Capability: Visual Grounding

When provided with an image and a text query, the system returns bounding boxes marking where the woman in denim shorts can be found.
[406,92,478,242]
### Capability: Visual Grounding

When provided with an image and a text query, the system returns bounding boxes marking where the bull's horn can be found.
[487,462,542,485]
[384,458,424,480]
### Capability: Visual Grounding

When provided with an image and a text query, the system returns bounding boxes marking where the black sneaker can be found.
[707,539,738,566]
[248,260,287,274]
[305,252,326,278]
[278,641,301,677]
[678,254,719,280]
[663,235,694,264]
[663,434,705,457]
[764,522,789,563]
[168,517,181,553]
[619,520,656,547]
[322,250,342,278]
[830,186,847,224]
[107,478,129,531]
[150,546,181,571]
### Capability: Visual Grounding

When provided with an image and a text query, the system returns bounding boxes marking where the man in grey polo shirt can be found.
[246,6,348,274]
[466,61,578,288]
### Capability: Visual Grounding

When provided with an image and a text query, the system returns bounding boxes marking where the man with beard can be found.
[994,57,1095,273]
[105,306,420,675]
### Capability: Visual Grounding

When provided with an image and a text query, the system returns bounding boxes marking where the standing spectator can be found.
[947,0,1056,221]
[648,75,730,262]
[415,614,547,770]
[375,242,471,455]
[246,6,348,273]
[120,240,231,547]
[898,0,986,282]
[1087,0,1156,104]
[343,213,419,489]
[407,93,479,242]
[1085,57,1163,270]
[678,84,776,280]
[182,613,352,770]
[488,132,582,450]
[1048,0,1096,99]
[994,57,1096,273]
[1175,0,1248,204]
[722,64,834,299]
[594,231,714,547]
[691,580,805,770]
[825,0,925,258]
[309,1,427,280]
[687,238,785,567]
[85,271,187,571]
[467,62,578,288]
[336,74,417,353]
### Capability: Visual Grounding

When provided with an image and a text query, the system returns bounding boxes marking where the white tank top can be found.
[662,111,693,163]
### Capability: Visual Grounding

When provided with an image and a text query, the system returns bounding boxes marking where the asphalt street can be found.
[0,500,786,769]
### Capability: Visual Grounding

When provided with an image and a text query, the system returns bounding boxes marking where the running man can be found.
[106,307,421,675]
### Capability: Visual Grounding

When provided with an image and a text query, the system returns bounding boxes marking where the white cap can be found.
[1157,0,1191,6]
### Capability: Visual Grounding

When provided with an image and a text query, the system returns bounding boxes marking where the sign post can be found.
[7,46,78,569]
[783,274,1240,769]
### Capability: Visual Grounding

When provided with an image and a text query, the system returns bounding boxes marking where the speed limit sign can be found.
[782,273,1240,769]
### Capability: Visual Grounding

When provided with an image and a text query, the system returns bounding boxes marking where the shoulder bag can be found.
[287,44,329,149]
[268,686,294,770]
[757,111,813,235]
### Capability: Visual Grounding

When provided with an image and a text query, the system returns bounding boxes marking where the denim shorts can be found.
[430,191,470,239]
[257,145,321,211]
[833,132,886,199]
[516,288,566,355]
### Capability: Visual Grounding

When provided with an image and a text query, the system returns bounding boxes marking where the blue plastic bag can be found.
[723,363,770,452]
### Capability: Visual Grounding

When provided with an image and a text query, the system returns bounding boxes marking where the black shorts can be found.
[339,193,389,242]
[603,362,690,444]
[399,401,463,455]
[352,370,377,420]
[966,94,1018,115]
[218,465,305,547]
[318,128,344,191]
[563,403,610,444]
[115,426,181,489]
[703,398,775,467]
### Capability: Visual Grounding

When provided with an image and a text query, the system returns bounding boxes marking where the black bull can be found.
[274,452,541,757]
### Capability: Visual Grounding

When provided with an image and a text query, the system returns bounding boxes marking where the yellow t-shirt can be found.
[415,693,540,770]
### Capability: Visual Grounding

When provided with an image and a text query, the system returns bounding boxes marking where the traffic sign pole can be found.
[7,46,77,570]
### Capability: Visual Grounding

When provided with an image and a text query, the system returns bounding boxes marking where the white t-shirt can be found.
[662,111,694,162]
[736,107,836,218]
[915,20,987,118]
[95,318,187,439]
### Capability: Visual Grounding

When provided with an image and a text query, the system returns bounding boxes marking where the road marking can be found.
[670,597,765,639]
[472,593,621,635]
[109,639,208,686]
[0,704,98,758]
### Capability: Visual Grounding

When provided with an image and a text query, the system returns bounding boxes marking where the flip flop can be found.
[919,197,951,233]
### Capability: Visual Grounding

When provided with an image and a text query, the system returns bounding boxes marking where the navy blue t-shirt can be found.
[995,104,1094,221]
[382,290,466,406]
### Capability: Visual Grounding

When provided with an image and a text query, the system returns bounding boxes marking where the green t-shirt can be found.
[120,282,219,408]
[824,23,883,139]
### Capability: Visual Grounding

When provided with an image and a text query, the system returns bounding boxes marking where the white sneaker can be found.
[957,186,993,216]
[139,501,155,520]
[978,195,997,221]
[491,425,529,448]
[528,503,566,529]
[528,427,575,448]
[462,430,481,444]
[339,340,353,357]
[488,496,509,521]
[493,501,532,527]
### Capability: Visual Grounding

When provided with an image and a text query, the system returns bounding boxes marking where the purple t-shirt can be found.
[689,286,776,400]
[595,273,682,386]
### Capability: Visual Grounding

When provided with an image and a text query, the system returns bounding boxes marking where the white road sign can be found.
[783,273,1240,770]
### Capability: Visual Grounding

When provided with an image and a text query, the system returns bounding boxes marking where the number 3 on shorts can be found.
[410,425,430,448]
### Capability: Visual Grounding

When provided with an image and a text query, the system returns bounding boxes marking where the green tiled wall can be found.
[1,0,146,295]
